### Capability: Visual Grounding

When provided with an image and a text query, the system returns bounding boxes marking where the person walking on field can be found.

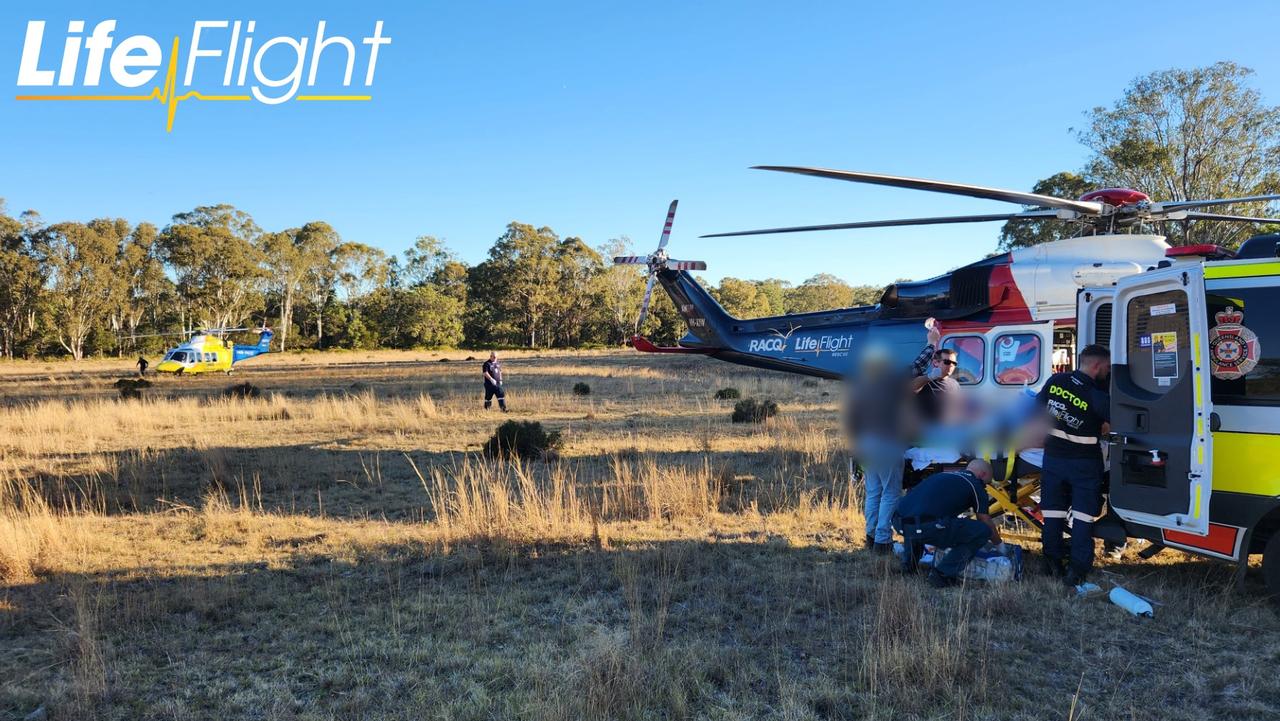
[482,351,507,411]
[136,355,149,376]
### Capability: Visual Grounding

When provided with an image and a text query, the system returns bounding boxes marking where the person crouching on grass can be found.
[482,351,507,411]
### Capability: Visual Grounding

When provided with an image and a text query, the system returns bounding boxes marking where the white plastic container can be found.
[1109,586,1154,617]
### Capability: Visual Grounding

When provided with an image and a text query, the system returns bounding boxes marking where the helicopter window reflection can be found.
[941,335,984,385]
[994,333,1042,385]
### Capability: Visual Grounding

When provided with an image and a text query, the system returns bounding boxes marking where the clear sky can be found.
[4,1,1280,286]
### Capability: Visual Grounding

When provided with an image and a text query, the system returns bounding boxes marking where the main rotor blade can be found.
[1158,195,1280,212]
[700,211,1060,238]
[636,273,658,331]
[657,199,678,251]
[752,166,1106,216]
[1180,211,1280,223]
[613,256,649,265]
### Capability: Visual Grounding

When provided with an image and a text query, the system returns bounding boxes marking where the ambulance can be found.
[1077,234,1280,596]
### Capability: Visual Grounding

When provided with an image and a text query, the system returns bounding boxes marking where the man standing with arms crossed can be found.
[1036,344,1111,587]
[482,351,507,412]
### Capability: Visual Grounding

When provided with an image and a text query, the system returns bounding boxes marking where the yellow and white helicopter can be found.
[152,327,274,375]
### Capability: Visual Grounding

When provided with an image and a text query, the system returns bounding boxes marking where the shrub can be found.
[113,378,152,390]
[573,382,591,396]
[731,398,778,424]
[483,420,563,460]
[713,387,741,400]
[802,379,820,388]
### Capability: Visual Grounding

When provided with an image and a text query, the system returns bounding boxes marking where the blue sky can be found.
[4,1,1280,286]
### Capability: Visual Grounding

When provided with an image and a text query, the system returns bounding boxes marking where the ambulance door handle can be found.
[1134,412,1148,432]
[1210,412,1221,432]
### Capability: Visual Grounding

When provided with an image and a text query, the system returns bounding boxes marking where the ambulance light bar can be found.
[1165,244,1234,260]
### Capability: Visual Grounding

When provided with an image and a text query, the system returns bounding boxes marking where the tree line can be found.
[4,62,1276,360]
[0,201,883,360]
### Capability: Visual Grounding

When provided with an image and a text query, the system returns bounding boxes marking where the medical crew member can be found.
[482,352,507,411]
[893,459,1000,588]
[1035,344,1111,586]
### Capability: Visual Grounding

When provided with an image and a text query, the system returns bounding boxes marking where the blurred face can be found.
[489,352,497,362]
[935,351,958,379]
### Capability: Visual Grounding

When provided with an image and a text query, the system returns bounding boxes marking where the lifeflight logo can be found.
[15,19,391,131]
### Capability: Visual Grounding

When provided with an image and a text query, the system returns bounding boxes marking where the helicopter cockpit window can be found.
[940,335,984,385]
[994,333,1042,385]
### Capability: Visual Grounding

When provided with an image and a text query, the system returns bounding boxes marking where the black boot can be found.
[927,570,961,589]
[1041,555,1066,579]
[1063,565,1087,589]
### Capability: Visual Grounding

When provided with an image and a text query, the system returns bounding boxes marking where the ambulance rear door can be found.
[1107,264,1213,536]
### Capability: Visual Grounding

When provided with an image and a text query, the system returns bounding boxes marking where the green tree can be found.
[0,202,44,358]
[1078,62,1280,247]
[549,236,604,346]
[467,223,565,347]
[996,172,1094,250]
[114,222,173,353]
[713,277,771,318]
[159,205,264,331]
[296,222,342,347]
[37,219,129,360]
[258,229,305,350]
[400,285,464,347]
[333,242,390,301]
[784,273,860,314]
[596,237,646,344]
[754,278,791,316]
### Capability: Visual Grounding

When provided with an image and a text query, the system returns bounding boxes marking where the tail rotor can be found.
[613,200,706,332]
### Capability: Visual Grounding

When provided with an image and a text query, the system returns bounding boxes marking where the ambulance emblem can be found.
[1208,306,1260,380]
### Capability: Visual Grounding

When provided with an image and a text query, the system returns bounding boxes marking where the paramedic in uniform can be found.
[893,459,1001,588]
[481,352,507,411]
[1035,344,1111,586]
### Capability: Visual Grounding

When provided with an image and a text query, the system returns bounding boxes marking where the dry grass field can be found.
[1,349,1278,721]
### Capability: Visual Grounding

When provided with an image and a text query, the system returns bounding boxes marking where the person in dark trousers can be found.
[894,459,1000,588]
[136,356,149,376]
[482,351,507,411]
[1035,344,1111,587]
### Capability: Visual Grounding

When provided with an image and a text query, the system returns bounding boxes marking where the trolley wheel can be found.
[1264,532,1280,601]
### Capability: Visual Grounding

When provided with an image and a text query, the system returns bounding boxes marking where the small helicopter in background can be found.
[141,326,274,375]
[616,167,1280,398]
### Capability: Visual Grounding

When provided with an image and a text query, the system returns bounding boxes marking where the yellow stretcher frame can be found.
[986,473,1044,530]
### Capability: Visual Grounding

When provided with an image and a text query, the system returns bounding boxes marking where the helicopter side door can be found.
[1106,265,1213,536]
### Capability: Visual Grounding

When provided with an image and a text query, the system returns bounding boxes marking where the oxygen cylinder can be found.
[1108,586,1154,617]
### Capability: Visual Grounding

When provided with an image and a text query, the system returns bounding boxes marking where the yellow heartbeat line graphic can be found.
[14,36,371,132]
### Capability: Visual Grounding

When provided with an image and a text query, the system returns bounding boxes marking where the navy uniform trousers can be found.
[1039,455,1105,574]
[894,516,991,578]
[484,381,506,409]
